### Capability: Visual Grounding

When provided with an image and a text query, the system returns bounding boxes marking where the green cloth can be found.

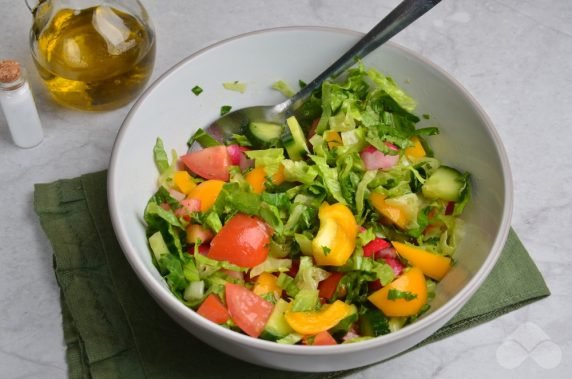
[34,170,550,379]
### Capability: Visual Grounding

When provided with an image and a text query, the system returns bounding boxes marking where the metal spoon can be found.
[206,0,441,140]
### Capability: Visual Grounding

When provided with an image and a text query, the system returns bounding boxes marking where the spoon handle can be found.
[283,0,441,113]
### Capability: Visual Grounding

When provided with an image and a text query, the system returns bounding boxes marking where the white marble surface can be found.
[0,0,570,378]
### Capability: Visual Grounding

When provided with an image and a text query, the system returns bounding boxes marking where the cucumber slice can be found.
[359,308,390,337]
[282,116,309,160]
[263,299,294,339]
[422,166,468,202]
[245,122,283,148]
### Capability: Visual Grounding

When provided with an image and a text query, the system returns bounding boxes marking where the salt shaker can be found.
[0,60,44,148]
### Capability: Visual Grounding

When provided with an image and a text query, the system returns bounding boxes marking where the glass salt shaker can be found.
[0,60,44,148]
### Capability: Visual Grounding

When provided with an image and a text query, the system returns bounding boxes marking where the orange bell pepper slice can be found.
[368,267,427,317]
[173,170,197,194]
[252,272,282,301]
[391,241,451,280]
[405,136,426,160]
[284,300,353,335]
[187,179,225,212]
[245,166,266,194]
[245,164,285,194]
[369,192,409,229]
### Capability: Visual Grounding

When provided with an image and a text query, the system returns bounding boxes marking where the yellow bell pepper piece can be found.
[324,131,343,149]
[187,179,225,212]
[253,272,282,301]
[284,300,353,335]
[321,203,358,238]
[405,136,426,160]
[369,192,408,229]
[173,170,196,194]
[368,267,427,317]
[391,241,451,280]
[312,203,357,266]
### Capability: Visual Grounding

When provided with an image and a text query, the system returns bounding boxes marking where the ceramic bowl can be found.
[108,27,512,372]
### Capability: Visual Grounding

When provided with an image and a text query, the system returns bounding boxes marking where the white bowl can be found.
[108,27,512,372]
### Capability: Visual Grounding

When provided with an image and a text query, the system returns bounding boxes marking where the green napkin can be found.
[34,171,550,379]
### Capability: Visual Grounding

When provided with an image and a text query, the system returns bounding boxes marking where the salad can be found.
[144,64,470,345]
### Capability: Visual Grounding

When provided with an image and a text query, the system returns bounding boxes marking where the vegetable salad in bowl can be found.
[144,64,470,345]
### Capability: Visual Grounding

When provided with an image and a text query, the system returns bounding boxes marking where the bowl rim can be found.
[108,25,513,355]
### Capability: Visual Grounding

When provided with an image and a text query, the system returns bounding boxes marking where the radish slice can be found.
[360,145,399,170]
[227,144,242,166]
[363,237,391,257]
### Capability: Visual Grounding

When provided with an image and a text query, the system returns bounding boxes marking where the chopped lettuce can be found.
[144,63,472,345]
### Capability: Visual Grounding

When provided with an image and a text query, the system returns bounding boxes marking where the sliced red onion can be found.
[238,146,253,171]
[360,145,399,170]
[383,256,404,276]
[168,188,186,201]
[375,247,397,259]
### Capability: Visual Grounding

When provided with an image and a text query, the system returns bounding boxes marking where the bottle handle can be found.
[25,0,43,13]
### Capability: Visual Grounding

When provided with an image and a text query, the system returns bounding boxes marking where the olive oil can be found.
[31,5,155,111]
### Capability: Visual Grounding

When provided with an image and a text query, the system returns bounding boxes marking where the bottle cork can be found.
[0,60,21,83]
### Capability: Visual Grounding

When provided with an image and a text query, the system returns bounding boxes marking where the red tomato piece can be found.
[208,213,272,268]
[303,331,337,346]
[197,294,229,324]
[181,146,230,181]
[318,272,344,300]
[225,283,273,337]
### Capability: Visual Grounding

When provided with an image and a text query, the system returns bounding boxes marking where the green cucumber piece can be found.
[422,166,468,202]
[245,122,283,148]
[359,308,390,337]
[263,299,294,339]
[148,231,169,261]
[282,116,309,160]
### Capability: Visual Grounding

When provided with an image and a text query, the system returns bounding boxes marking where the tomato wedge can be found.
[225,283,273,338]
[318,272,344,300]
[181,146,230,181]
[303,331,337,346]
[196,294,229,324]
[208,213,272,268]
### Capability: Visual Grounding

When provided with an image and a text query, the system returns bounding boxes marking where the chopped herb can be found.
[191,85,203,96]
[187,128,221,148]
[387,289,418,301]
[322,246,331,256]
[220,105,232,116]
[422,113,431,120]
[298,79,307,88]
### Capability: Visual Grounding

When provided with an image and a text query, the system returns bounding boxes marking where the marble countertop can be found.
[1,0,570,377]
